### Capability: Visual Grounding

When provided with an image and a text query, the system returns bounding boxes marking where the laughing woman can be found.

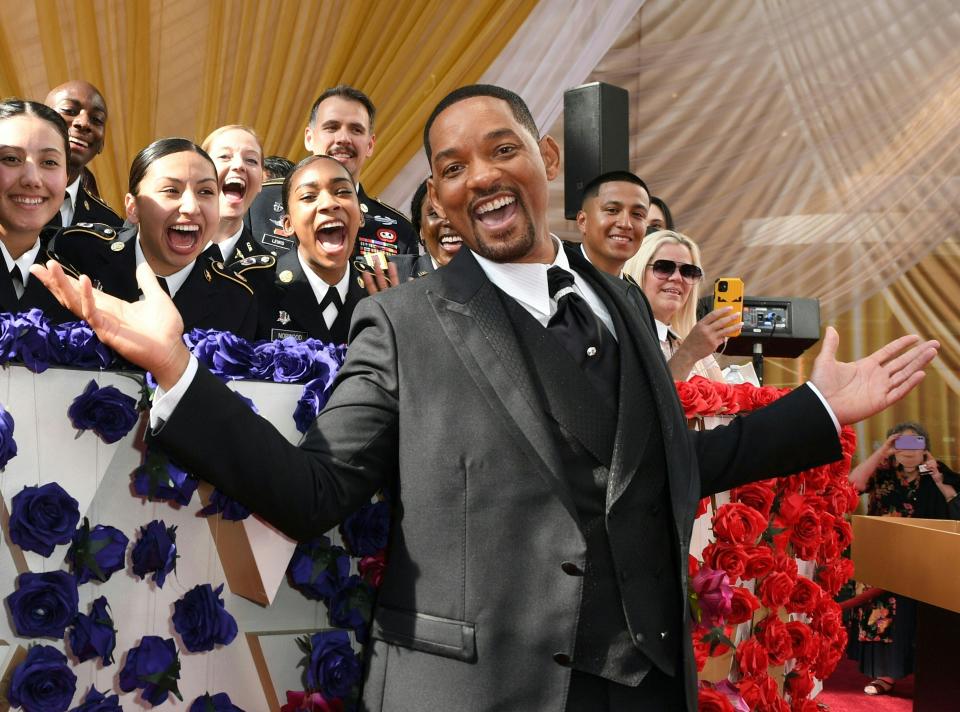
[51,137,257,338]
[0,99,78,321]
[200,124,272,264]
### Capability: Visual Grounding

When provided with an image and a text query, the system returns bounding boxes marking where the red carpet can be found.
[817,658,914,712]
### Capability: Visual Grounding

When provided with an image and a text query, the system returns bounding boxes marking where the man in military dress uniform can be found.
[245,86,419,258]
[43,80,123,228]
[50,224,257,339]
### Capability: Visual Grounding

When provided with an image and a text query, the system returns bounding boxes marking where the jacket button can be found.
[561,561,584,576]
[635,633,645,644]
[553,652,572,666]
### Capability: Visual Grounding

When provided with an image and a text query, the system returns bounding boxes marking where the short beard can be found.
[469,200,537,263]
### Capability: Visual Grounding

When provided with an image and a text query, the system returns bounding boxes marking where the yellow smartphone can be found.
[713,277,744,337]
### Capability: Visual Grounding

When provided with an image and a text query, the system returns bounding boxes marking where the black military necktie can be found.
[157,277,171,296]
[319,286,342,312]
[546,266,620,407]
[10,265,25,300]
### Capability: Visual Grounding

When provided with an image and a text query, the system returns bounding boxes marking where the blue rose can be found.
[188,692,245,712]
[301,629,361,699]
[52,321,113,369]
[68,380,139,444]
[69,596,116,664]
[0,401,17,470]
[131,520,178,588]
[131,449,198,506]
[118,635,182,706]
[6,570,79,639]
[210,332,256,380]
[199,488,251,521]
[172,583,238,653]
[250,340,278,380]
[8,644,77,712]
[9,481,80,556]
[68,686,122,712]
[187,329,221,371]
[272,338,315,382]
[67,518,129,584]
[0,312,17,363]
[12,309,57,373]
[293,377,333,434]
[288,537,350,601]
[329,575,374,643]
[339,500,390,557]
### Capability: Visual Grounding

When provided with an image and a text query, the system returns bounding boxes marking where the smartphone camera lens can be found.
[718,281,728,293]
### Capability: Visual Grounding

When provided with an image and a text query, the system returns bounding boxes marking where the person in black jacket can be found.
[52,137,256,338]
[43,80,122,228]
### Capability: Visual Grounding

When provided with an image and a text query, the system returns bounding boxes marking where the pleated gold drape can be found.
[0,0,538,212]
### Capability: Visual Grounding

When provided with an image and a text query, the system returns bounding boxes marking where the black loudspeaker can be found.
[563,82,630,219]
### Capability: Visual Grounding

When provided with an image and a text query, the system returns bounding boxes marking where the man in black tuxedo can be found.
[34,85,938,712]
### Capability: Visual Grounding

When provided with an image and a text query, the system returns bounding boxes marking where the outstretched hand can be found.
[360,260,402,296]
[810,326,939,425]
[30,261,191,389]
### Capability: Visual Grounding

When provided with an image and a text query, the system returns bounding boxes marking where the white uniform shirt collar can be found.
[134,233,194,298]
[0,238,42,289]
[580,242,623,278]
[296,250,351,330]
[60,176,82,226]
[215,225,244,263]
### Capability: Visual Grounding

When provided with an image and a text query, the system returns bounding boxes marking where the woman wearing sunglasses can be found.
[623,230,739,381]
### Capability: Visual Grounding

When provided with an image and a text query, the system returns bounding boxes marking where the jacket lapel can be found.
[429,250,577,523]
[172,257,215,330]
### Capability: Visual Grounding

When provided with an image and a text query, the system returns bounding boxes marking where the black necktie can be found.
[546,266,620,407]
[157,277,170,296]
[10,265,24,299]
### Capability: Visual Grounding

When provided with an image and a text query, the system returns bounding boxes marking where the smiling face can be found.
[124,151,219,276]
[283,158,361,282]
[45,81,106,177]
[0,114,68,244]
[577,180,649,275]
[642,241,696,324]
[428,96,559,264]
[206,128,264,222]
[418,196,462,267]
[304,97,375,178]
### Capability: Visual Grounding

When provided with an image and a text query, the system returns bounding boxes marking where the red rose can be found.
[697,686,736,712]
[696,496,711,519]
[815,557,854,597]
[358,550,387,588]
[744,546,775,580]
[785,621,816,664]
[731,482,777,518]
[728,586,761,624]
[735,637,770,679]
[788,507,822,560]
[772,552,799,579]
[812,635,844,679]
[688,554,700,578]
[729,384,757,413]
[810,597,843,639]
[739,673,778,708]
[801,465,831,492]
[281,691,344,712]
[784,666,814,701]
[676,380,707,418]
[821,482,859,517]
[758,571,793,609]
[713,503,768,546]
[690,375,725,415]
[776,493,806,525]
[702,542,749,581]
[786,577,822,615]
[750,385,785,409]
[840,426,857,456]
[757,614,793,665]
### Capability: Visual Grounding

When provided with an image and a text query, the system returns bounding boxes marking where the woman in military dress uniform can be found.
[51,138,257,339]
[0,99,80,322]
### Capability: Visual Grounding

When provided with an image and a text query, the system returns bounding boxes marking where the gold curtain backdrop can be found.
[0,0,538,212]
[0,0,957,464]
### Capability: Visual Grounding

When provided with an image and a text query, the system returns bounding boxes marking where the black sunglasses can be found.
[647,259,703,284]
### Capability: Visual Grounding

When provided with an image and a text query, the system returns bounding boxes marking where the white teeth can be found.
[475,195,516,215]
[318,220,345,230]
[440,235,462,244]
[170,224,200,232]
[69,137,89,148]
[225,179,246,189]
[12,196,43,205]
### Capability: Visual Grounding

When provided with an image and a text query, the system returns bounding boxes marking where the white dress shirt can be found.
[0,238,43,296]
[134,234,193,298]
[297,251,350,330]
[59,176,82,227]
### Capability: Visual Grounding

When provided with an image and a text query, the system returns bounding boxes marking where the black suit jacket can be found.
[51,225,257,339]
[155,245,841,711]
[254,247,366,344]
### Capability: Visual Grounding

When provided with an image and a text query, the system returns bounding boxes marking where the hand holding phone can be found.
[713,277,744,337]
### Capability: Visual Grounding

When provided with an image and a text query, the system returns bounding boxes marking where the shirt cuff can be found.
[804,381,841,434]
[149,355,199,430]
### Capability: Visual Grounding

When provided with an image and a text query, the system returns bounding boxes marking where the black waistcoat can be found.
[499,274,681,685]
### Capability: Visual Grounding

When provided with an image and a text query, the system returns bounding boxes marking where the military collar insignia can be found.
[277,310,291,325]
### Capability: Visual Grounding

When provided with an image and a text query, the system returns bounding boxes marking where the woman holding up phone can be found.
[847,422,960,696]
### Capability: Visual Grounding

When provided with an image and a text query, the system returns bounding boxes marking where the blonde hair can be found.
[200,124,263,163]
[623,230,705,338]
